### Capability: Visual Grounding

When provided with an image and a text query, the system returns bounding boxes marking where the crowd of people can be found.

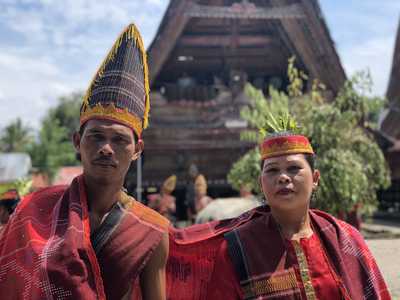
[0,23,392,299]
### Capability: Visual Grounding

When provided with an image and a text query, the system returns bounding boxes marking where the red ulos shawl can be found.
[166,206,391,300]
[0,175,168,300]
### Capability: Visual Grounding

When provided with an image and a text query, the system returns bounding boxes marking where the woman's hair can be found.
[260,153,315,171]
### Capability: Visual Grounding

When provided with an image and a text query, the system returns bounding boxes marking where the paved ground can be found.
[367,239,400,299]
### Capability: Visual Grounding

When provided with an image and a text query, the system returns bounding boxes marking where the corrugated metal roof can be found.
[53,166,83,185]
[0,153,32,183]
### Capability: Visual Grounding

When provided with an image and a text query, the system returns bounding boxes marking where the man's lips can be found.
[276,188,294,195]
[92,158,117,168]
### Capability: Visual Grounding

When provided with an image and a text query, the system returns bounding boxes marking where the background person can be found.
[147,175,177,221]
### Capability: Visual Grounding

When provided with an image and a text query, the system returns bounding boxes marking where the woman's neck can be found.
[271,207,312,241]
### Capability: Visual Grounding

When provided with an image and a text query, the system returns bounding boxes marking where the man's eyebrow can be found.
[114,132,131,139]
[86,128,103,133]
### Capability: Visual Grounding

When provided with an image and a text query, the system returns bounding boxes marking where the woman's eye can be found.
[288,166,301,172]
[265,168,278,174]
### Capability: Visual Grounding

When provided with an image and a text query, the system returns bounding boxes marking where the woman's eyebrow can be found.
[264,162,278,168]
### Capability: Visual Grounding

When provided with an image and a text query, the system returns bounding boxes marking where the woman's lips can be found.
[276,188,294,195]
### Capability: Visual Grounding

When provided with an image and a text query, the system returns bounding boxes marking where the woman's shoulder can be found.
[310,209,366,244]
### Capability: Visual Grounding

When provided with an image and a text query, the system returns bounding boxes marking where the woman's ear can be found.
[312,169,320,190]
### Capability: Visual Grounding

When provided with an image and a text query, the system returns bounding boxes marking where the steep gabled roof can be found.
[383,18,400,139]
[147,0,346,94]
[386,19,400,105]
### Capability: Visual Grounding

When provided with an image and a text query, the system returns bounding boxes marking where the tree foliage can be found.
[228,59,390,215]
[227,148,262,194]
[0,118,33,152]
[28,92,82,179]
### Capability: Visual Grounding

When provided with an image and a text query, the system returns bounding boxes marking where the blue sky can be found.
[0,0,399,130]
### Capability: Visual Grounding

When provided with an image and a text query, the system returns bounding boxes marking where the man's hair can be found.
[75,122,139,161]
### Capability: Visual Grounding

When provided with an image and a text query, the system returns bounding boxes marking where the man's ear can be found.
[72,131,81,152]
[132,139,144,161]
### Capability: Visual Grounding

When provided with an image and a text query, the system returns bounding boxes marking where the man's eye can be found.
[265,168,278,173]
[113,136,128,144]
[90,134,103,140]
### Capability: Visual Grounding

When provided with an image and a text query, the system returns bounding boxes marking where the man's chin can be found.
[84,172,120,185]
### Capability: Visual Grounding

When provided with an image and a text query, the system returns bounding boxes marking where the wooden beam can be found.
[186,3,305,20]
[175,45,283,58]
[160,59,285,74]
[179,34,273,47]
[269,0,346,94]
[148,0,193,85]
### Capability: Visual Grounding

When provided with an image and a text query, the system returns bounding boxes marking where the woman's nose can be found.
[277,173,290,184]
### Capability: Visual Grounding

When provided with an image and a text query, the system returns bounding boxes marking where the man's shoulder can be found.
[20,185,68,209]
[120,193,170,231]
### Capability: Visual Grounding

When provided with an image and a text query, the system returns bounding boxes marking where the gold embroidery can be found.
[292,241,317,300]
[260,140,313,160]
[80,103,143,136]
[242,270,298,299]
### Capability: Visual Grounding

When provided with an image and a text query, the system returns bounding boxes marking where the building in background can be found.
[126,0,346,217]
[379,18,400,211]
[53,166,83,186]
[0,153,32,195]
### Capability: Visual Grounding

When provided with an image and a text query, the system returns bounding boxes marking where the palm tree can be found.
[0,118,32,152]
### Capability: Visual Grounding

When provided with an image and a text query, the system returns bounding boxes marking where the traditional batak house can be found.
[129,0,346,217]
[379,19,400,210]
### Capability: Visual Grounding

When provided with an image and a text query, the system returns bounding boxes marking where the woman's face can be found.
[260,154,319,212]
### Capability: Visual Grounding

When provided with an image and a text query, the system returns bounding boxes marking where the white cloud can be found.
[145,0,164,7]
[338,35,396,96]
[0,51,77,129]
[0,0,169,130]
[321,1,399,96]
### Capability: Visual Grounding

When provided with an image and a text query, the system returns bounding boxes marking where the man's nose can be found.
[99,142,114,156]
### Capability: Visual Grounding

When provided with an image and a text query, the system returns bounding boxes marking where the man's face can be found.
[74,119,141,185]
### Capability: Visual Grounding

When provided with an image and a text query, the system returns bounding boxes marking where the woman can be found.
[204,130,391,299]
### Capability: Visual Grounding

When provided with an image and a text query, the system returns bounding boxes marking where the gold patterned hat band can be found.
[260,134,314,160]
[80,23,150,137]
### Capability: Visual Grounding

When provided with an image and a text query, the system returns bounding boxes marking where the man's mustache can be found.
[92,156,117,167]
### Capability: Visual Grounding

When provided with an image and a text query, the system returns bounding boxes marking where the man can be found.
[0,23,169,300]
[147,175,177,221]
